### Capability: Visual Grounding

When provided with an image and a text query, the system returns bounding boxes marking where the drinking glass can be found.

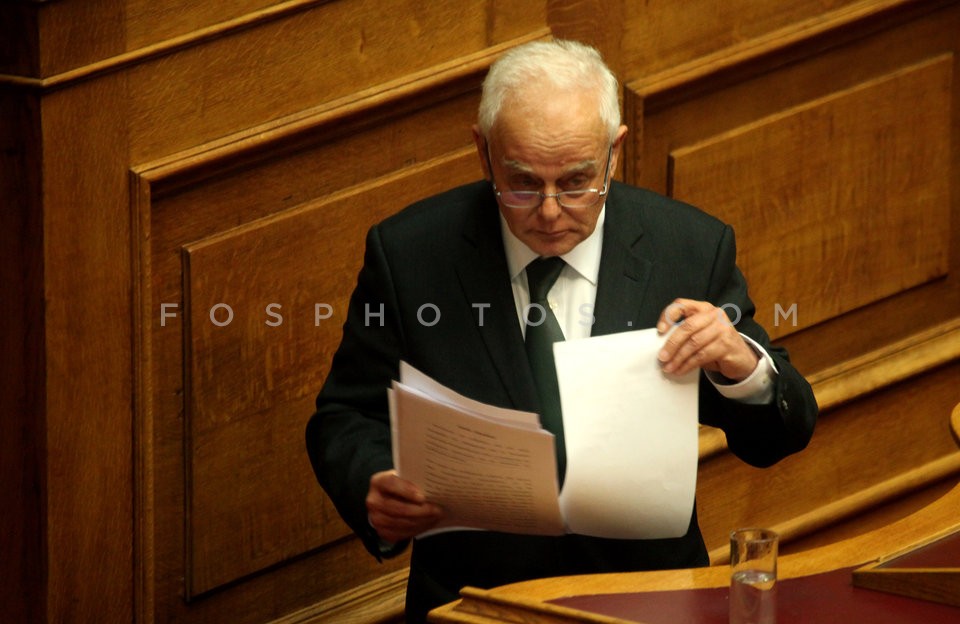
[729,528,778,624]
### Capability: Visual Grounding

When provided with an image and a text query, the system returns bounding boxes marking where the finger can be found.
[658,302,712,360]
[367,470,442,526]
[657,299,690,333]
[368,491,439,521]
[660,309,724,373]
[367,496,443,542]
[370,470,427,504]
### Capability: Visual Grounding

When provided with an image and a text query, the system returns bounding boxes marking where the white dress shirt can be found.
[499,206,777,405]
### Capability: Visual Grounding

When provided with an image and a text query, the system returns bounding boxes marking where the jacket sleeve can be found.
[698,225,818,467]
[305,224,408,559]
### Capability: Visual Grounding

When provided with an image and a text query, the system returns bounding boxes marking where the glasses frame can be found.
[484,142,614,210]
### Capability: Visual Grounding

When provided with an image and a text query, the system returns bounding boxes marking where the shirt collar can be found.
[500,205,605,285]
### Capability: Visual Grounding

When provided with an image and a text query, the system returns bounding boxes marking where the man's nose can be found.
[537,193,563,220]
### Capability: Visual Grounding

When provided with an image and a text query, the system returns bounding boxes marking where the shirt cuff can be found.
[705,334,779,405]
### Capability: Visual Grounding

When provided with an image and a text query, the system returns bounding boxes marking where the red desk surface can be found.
[552,532,960,624]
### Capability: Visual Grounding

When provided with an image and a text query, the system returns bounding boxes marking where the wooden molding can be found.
[271,569,408,624]
[131,28,549,196]
[0,0,330,90]
[808,317,960,412]
[128,29,558,614]
[626,0,953,109]
[443,587,614,624]
[699,317,960,460]
[952,403,960,450]
[853,567,960,608]
[708,452,960,564]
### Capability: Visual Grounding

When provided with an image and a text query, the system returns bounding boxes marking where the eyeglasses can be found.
[485,144,613,210]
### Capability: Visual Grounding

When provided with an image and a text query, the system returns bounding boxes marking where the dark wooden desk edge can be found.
[430,474,960,623]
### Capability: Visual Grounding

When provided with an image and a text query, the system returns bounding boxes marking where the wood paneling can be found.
[3,0,959,622]
[180,150,480,595]
[131,29,513,617]
[626,1,960,371]
[669,55,952,339]
[126,0,534,162]
[698,361,960,560]
[41,74,135,623]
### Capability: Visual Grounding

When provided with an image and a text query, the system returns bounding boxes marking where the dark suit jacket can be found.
[306,180,817,622]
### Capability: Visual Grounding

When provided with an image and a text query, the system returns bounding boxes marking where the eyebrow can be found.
[501,158,599,177]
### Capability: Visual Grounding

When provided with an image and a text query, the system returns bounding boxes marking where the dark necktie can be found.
[524,256,567,482]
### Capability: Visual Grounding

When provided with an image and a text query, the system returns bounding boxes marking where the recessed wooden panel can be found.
[123,0,545,52]
[138,42,494,620]
[669,56,952,339]
[620,0,863,78]
[627,4,960,374]
[697,361,960,556]
[126,0,546,163]
[180,150,480,595]
[125,0,290,49]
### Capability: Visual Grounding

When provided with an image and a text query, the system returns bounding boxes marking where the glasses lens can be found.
[558,190,599,209]
[501,191,541,208]
[500,190,602,209]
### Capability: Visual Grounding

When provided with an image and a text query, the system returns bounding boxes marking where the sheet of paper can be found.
[390,364,565,536]
[399,361,542,430]
[554,328,699,539]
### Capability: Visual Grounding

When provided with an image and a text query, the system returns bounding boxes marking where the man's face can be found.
[474,88,627,257]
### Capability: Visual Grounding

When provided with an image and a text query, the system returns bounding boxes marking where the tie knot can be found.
[526,257,565,303]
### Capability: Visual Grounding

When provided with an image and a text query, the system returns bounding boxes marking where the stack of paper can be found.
[390,362,565,536]
[389,327,700,540]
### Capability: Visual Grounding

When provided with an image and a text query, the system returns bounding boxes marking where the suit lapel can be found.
[454,192,540,411]
[592,186,656,336]
[450,183,660,407]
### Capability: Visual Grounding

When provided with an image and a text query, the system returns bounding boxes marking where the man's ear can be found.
[610,125,629,177]
[472,125,491,181]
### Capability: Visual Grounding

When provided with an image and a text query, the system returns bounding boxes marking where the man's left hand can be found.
[656,298,759,382]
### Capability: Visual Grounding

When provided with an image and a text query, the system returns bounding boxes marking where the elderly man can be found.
[306,39,817,622]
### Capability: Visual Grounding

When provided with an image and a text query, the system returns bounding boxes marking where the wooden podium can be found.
[429,406,960,623]
[851,409,960,610]
[430,484,960,623]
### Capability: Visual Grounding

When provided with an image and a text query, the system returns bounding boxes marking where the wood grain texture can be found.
[125,0,543,164]
[670,55,952,340]
[180,150,481,595]
[697,361,960,560]
[431,481,960,621]
[626,1,960,371]
[131,32,504,617]
[39,73,136,623]
[4,0,960,622]
[854,567,960,607]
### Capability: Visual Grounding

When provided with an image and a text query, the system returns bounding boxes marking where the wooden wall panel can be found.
[4,0,960,622]
[124,0,293,48]
[41,76,135,623]
[620,0,865,78]
[132,32,506,618]
[698,361,960,559]
[669,55,952,339]
[626,1,960,372]
[32,0,127,75]
[623,0,960,572]
[180,150,479,596]
[126,0,546,163]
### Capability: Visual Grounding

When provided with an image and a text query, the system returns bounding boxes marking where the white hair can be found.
[477,39,621,142]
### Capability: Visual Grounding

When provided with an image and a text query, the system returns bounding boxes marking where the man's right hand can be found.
[366,470,443,543]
